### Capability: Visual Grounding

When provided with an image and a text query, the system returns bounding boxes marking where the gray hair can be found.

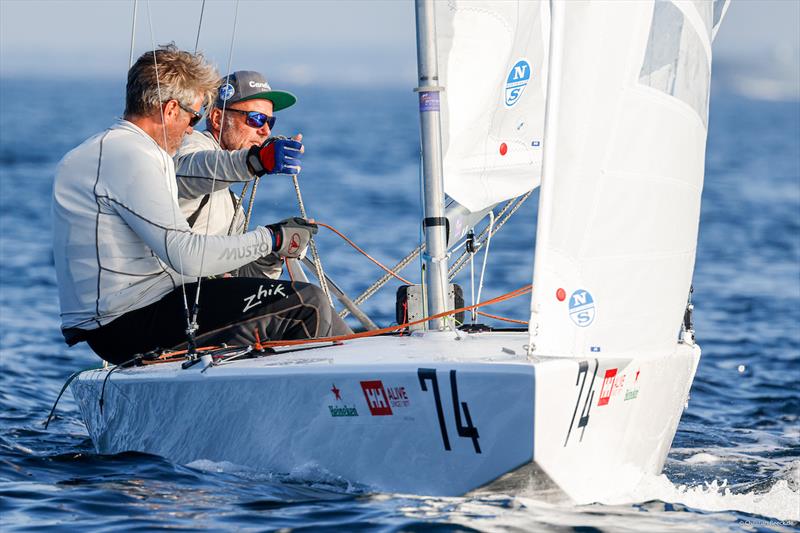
[124,43,219,118]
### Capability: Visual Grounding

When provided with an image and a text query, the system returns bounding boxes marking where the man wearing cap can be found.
[174,70,300,278]
[53,50,351,366]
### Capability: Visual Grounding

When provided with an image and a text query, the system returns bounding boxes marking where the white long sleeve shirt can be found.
[52,120,274,330]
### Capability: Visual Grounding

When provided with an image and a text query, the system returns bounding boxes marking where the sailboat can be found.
[69,0,730,502]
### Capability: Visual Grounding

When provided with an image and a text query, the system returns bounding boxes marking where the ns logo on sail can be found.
[505,59,531,108]
[569,289,596,327]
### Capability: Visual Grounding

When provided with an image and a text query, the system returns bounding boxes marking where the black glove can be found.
[265,217,318,258]
[247,136,303,176]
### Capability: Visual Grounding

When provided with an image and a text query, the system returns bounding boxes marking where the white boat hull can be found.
[71,332,699,501]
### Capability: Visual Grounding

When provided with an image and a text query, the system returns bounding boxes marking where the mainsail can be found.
[435,0,549,213]
[529,0,729,357]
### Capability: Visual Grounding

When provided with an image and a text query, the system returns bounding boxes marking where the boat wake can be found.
[623,465,799,523]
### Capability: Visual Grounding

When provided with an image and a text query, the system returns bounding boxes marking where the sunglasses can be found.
[225,108,276,130]
[174,100,204,127]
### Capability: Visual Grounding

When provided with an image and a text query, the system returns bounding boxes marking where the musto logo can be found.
[287,232,301,255]
[568,289,596,327]
[360,380,392,416]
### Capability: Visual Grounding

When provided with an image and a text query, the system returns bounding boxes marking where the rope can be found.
[476,311,528,325]
[259,284,532,348]
[316,222,412,285]
[292,174,333,306]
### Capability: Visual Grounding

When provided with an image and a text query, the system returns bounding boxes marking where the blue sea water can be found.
[0,77,798,531]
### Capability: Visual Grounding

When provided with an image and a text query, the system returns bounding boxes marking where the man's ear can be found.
[162,99,180,123]
[208,108,223,131]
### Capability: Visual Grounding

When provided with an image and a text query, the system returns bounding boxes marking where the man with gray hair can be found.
[175,70,302,279]
[52,45,350,365]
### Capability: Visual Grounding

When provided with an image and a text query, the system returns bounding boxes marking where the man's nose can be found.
[256,123,271,137]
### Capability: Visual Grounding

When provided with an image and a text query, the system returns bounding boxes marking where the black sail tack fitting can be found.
[466,229,476,254]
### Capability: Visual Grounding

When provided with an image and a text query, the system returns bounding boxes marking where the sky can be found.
[0,0,798,96]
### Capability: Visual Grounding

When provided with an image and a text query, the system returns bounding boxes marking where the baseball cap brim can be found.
[238,90,297,112]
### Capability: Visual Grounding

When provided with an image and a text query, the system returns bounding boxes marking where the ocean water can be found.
[0,78,798,531]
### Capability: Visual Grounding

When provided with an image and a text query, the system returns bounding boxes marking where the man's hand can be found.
[265,217,317,258]
[247,136,302,176]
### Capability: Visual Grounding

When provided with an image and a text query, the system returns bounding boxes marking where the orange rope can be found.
[316,222,412,285]
[135,286,531,365]
[476,311,528,325]
[139,345,222,365]
[260,284,532,348]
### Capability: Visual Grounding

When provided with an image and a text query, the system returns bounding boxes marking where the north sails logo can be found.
[242,283,287,312]
[219,83,235,101]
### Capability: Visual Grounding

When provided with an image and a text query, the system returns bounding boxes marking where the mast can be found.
[414,0,450,330]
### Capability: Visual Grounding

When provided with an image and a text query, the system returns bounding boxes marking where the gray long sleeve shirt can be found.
[52,120,274,330]
[175,130,252,235]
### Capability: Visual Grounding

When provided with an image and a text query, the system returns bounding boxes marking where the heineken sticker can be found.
[328,384,359,417]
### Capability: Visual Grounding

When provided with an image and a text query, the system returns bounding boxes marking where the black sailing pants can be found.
[80,278,352,364]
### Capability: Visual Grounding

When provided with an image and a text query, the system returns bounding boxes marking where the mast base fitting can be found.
[396,284,464,332]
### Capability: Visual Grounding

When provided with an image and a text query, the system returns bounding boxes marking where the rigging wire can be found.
[128,0,139,68]
[343,189,533,316]
[474,210,494,321]
[292,174,333,306]
[145,0,193,344]
[193,0,206,53]
[228,180,250,235]
[191,0,240,340]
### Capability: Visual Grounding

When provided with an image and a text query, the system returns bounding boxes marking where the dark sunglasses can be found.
[225,108,276,129]
[174,101,204,127]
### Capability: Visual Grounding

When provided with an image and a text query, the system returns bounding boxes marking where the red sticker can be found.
[598,368,617,406]
[556,288,566,301]
[499,143,508,156]
[360,380,393,416]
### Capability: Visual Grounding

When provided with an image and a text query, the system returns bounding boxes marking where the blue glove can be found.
[247,136,303,176]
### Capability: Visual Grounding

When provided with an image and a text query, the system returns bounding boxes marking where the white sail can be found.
[529,0,728,357]
[435,0,549,213]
